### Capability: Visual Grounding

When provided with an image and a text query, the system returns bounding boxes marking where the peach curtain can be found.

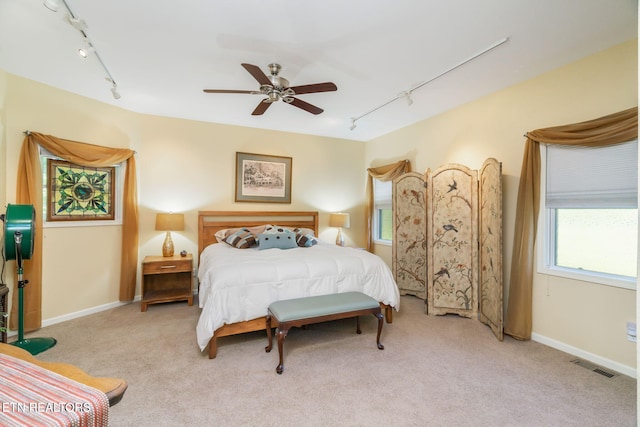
[366,160,411,251]
[505,107,638,340]
[10,132,138,331]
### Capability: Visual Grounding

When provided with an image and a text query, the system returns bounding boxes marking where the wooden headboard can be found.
[198,211,319,260]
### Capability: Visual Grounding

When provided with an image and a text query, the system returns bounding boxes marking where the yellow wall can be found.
[1,73,365,321]
[365,39,638,373]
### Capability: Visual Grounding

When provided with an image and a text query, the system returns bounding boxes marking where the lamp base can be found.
[162,231,174,257]
[335,228,344,246]
[11,337,57,356]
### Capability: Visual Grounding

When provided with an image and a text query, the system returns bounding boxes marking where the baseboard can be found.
[43,297,142,328]
[6,296,141,338]
[531,332,636,378]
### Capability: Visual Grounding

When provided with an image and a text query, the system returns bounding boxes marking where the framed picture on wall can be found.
[47,159,116,221]
[235,152,292,203]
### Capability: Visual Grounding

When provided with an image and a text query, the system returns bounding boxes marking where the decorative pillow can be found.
[293,228,318,247]
[215,229,228,243]
[258,230,298,250]
[262,225,290,234]
[216,225,268,243]
[224,228,257,249]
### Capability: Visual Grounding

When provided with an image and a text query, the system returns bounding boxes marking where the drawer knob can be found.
[160,265,176,269]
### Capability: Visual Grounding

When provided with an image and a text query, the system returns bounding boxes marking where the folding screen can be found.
[393,158,503,340]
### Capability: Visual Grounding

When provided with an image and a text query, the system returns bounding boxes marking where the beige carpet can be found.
[27,296,635,426]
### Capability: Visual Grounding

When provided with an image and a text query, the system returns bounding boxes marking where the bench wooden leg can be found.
[276,327,289,374]
[356,316,361,334]
[375,312,384,350]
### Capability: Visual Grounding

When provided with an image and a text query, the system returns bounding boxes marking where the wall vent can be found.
[570,359,617,378]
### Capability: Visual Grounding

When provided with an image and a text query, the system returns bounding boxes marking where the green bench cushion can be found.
[268,292,379,322]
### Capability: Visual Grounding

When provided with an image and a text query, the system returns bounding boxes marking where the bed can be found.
[196,210,400,358]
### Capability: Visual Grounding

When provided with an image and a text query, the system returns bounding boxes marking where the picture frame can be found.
[235,152,292,203]
[47,159,116,221]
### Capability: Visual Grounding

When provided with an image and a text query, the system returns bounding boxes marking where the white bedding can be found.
[196,242,400,351]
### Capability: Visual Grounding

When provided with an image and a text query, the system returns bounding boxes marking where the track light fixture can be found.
[111,85,121,100]
[347,37,509,131]
[78,42,95,58]
[42,0,121,100]
[42,0,59,12]
[67,16,88,31]
[402,91,413,106]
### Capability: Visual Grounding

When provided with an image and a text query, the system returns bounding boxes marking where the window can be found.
[40,147,124,227]
[539,140,638,288]
[373,178,392,243]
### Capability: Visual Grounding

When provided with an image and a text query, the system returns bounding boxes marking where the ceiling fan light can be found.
[268,91,279,102]
[259,84,271,94]
[43,0,59,12]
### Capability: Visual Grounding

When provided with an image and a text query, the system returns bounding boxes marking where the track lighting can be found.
[42,0,59,12]
[347,37,509,130]
[41,0,121,99]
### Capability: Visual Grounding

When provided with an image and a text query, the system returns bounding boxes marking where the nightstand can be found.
[141,254,193,312]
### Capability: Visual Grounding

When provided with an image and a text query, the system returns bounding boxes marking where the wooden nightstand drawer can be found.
[143,258,191,275]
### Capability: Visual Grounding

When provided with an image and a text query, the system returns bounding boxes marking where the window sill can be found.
[539,265,636,291]
[44,221,123,229]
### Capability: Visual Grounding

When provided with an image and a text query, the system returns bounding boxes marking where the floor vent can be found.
[570,359,617,378]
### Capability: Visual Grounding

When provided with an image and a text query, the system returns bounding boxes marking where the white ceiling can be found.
[0,1,637,142]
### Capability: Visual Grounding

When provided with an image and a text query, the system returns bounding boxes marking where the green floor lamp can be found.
[2,204,56,355]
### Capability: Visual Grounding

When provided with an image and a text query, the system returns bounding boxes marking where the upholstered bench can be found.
[265,292,384,374]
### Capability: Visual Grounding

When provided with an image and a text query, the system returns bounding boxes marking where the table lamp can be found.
[329,212,350,246]
[155,213,184,257]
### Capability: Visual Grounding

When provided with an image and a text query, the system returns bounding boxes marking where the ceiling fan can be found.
[203,63,337,116]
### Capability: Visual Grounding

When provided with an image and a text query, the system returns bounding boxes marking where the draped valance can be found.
[366,159,411,252]
[505,107,638,340]
[11,132,139,331]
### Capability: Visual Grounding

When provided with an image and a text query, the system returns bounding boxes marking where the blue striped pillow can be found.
[293,228,318,247]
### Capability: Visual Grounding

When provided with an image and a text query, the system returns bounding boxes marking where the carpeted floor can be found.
[28,295,636,426]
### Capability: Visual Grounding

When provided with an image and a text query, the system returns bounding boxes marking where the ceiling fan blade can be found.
[251,100,272,116]
[241,63,272,86]
[203,89,262,94]
[288,97,324,115]
[288,82,337,95]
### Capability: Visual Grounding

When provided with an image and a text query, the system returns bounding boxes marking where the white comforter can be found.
[196,242,400,351]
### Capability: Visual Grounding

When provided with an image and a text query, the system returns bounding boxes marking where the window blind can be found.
[546,140,638,208]
[374,178,392,210]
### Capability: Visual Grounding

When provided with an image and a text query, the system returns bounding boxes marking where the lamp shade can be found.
[329,213,350,229]
[155,213,184,231]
